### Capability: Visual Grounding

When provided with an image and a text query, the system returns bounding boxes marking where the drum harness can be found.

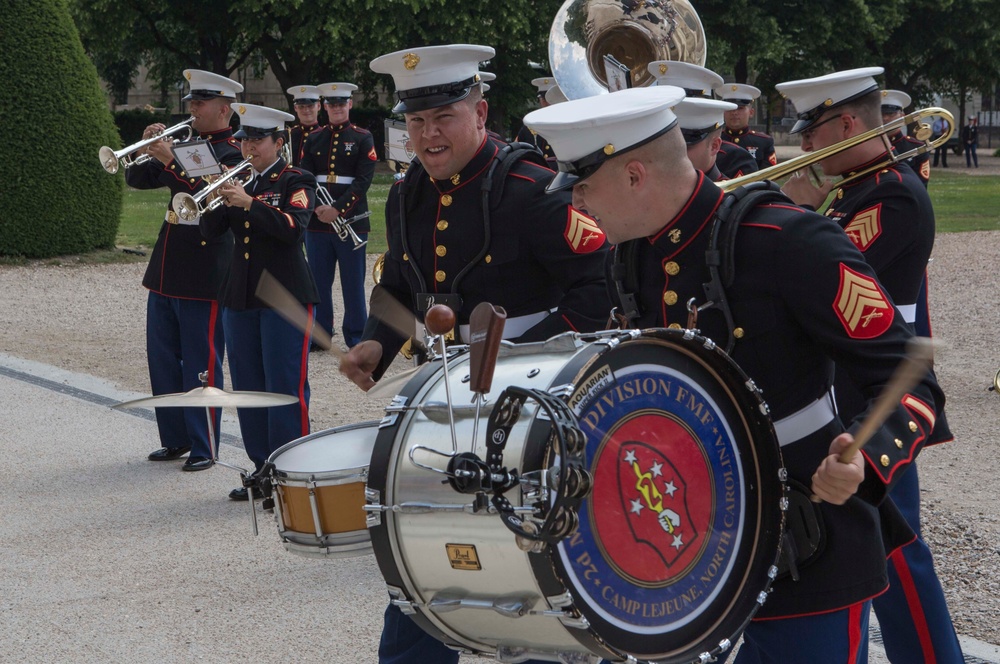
[396,141,547,325]
[611,181,824,581]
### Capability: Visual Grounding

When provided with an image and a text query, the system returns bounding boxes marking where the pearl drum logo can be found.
[559,363,746,632]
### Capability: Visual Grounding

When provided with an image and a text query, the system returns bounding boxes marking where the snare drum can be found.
[267,421,378,558]
[366,330,785,663]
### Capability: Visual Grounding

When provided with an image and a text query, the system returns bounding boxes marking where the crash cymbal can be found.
[113,386,299,410]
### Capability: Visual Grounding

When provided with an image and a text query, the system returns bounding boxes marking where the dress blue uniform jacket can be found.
[200,158,319,309]
[288,122,321,167]
[367,134,612,380]
[300,122,376,234]
[126,128,242,299]
[613,173,944,618]
[516,124,557,164]
[723,126,778,170]
[715,140,759,179]
[891,132,931,187]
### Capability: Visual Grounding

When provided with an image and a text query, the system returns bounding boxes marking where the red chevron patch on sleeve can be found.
[564,208,605,253]
[368,146,378,161]
[920,161,931,181]
[833,263,894,339]
[844,204,882,251]
[289,189,309,209]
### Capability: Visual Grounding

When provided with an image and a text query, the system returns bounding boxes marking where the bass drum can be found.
[366,330,784,663]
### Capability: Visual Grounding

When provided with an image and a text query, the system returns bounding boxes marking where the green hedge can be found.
[0,0,123,257]
[114,108,174,145]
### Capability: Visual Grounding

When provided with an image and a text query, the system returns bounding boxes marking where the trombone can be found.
[315,184,369,250]
[721,107,955,193]
[171,157,254,222]
[99,117,195,174]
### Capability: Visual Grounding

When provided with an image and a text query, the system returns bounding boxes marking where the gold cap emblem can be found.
[332,84,338,90]
[824,98,834,107]
[659,64,668,75]
[185,72,192,81]
[299,87,306,92]
[732,85,738,91]
[603,144,615,156]
[881,90,888,97]
[403,53,420,70]
[238,105,246,114]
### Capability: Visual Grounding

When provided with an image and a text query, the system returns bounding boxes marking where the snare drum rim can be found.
[266,419,381,466]
[533,329,785,662]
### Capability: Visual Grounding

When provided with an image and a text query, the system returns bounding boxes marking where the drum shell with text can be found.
[267,421,378,559]
[366,330,785,663]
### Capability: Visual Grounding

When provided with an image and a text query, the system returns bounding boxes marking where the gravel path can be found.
[0,226,998,645]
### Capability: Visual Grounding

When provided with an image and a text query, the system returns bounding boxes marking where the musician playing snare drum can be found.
[200,103,319,501]
[525,85,945,664]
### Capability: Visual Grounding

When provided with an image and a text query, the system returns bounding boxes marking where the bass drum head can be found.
[541,330,784,662]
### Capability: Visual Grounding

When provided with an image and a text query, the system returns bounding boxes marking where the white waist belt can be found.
[897,303,916,324]
[315,175,355,184]
[458,309,555,343]
[165,210,200,226]
[773,387,836,447]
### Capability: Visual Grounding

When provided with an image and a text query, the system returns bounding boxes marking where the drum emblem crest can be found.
[617,441,701,570]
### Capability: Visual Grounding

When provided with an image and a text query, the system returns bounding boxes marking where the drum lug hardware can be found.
[427,594,536,618]
[777,467,788,482]
[527,368,541,378]
[461,373,471,383]
[702,338,717,351]
[758,402,770,416]
[387,586,417,615]
[756,590,769,606]
[779,496,789,511]
[548,382,575,399]
[365,487,383,526]
[381,395,408,427]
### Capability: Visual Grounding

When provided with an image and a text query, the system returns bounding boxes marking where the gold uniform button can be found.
[733,327,745,339]
[668,323,682,329]
[200,241,206,246]
[836,189,844,200]
[485,255,492,263]
[880,454,890,467]
[664,261,680,276]
[435,245,447,257]
[435,270,446,283]
[244,252,250,260]
[908,421,918,432]
[244,221,250,229]
[403,253,409,261]
[734,138,741,143]
[437,220,449,231]
[441,194,453,207]
[243,237,250,244]
[894,438,904,449]
[663,290,678,306]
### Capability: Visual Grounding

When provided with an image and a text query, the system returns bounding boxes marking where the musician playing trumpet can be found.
[125,69,244,472]
[200,104,320,501]
[300,82,377,350]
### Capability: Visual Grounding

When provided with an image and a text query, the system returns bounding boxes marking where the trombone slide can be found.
[315,184,370,250]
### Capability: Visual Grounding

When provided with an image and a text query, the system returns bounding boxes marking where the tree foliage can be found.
[1,0,122,257]
[71,0,1000,132]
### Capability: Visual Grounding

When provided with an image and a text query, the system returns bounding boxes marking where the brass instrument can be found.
[99,117,195,174]
[722,107,955,193]
[549,0,707,100]
[171,157,254,221]
[315,184,369,250]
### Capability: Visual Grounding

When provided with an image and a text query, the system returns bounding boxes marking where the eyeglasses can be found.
[801,113,853,140]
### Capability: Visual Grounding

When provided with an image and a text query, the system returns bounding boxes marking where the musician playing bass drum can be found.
[300,82,376,350]
[200,103,319,501]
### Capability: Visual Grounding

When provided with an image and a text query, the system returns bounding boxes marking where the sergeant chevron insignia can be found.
[289,189,309,209]
[564,208,605,253]
[844,204,882,251]
[834,264,894,339]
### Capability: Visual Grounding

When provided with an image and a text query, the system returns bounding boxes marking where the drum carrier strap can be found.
[398,142,546,316]
[611,181,789,354]
[446,386,592,549]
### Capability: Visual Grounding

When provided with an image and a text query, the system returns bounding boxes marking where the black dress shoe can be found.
[181,456,214,472]
[228,486,263,501]
[148,446,192,461]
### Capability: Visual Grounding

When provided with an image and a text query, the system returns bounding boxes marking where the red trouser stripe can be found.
[890,545,937,664]
[206,301,220,456]
[846,602,863,664]
[298,304,313,436]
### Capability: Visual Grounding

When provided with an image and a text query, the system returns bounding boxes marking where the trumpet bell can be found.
[99,146,121,174]
[549,0,707,100]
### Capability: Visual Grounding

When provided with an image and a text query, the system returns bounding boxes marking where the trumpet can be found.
[99,117,195,174]
[722,107,955,193]
[171,157,254,222]
[315,184,370,250]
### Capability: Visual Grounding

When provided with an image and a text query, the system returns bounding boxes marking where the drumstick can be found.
[811,337,935,502]
[369,285,424,345]
[255,270,343,358]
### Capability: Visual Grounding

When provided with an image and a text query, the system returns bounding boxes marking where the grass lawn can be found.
[4,168,993,267]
